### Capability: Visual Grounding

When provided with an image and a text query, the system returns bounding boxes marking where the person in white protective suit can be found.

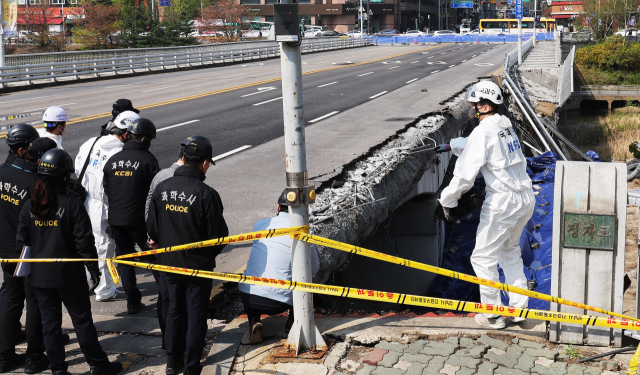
[38,106,68,149]
[75,110,141,301]
[438,81,535,330]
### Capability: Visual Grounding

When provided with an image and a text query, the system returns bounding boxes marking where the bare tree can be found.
[72,0,122,49]
[18,1,67,50]
[196,0,256,42]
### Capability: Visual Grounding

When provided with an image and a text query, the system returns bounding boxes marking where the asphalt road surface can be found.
[0,43,504,167]
[1,42,511,317]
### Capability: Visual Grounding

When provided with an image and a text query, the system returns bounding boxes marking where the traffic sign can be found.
[451,0,473,7]
[515,0,523,19]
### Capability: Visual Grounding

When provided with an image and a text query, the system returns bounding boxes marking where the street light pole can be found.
[277,0,328,356]
[359,0,363,35]
[532,0,537,45]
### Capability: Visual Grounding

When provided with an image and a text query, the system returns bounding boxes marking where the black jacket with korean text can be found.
[17,180,99,288]
[0,157,41,259]
[103,141,160,226]
[146,165,228,271]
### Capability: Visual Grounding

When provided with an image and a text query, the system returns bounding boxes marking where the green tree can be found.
[72,0,122,49]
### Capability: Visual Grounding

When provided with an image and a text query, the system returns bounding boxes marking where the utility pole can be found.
[516,0,522,64]
[418,0,420,30]
[359,0,363,34]
[274,1,328,356]
[532,0,537,45]
[366,0,370,34]
[0,0,5,73]
[438,0,441,30]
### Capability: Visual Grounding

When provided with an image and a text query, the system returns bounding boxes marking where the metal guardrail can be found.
[504,36,534,72]
[580,85,640,96]
[556,45,575,107]
[0,37,371,88]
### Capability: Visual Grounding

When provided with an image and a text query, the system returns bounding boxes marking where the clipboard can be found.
[14,246,31,277]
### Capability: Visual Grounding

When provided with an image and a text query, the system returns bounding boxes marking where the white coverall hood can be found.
[37,128,63,150]
[75,134,124,300]
[439,113,535,311]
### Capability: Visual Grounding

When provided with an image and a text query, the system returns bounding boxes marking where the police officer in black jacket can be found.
[103,118,160,314]
[16,149,122,375]
[0,124,40,349]
[147,136,228,375]
[0,138,58,374]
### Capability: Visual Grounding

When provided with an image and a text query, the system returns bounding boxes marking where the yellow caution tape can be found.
[114,259,640,331]
[106,259,120,284]
[294,232,639,322]
[628,343,640,375]
[114,226,309,260]
[0,258,96,263]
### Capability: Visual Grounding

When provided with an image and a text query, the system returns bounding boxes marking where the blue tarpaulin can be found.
[429,151,558,310]
[366,33,556,45]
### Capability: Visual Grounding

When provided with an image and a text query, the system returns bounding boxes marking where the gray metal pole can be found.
[360,0,363,35]
[279,2,328,356]
[438,0,441,30]
[0,0,5,73]
[532,0,537,45]
[517,19,522,64]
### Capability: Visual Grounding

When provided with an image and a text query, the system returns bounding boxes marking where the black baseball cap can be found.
[112,99,139,118]
[27,138,58,160]
[181,135,215,165]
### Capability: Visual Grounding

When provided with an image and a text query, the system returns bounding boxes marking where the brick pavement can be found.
[328,336,623,375]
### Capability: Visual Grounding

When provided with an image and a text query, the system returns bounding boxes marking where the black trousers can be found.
[239,291,293,324]
[0,264,44,357]
[33,282,109,372]
[151,270,169,349]
[110,224,147,303]
[164,273,212,374]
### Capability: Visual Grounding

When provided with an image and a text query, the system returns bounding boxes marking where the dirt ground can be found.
[623,179,640,318]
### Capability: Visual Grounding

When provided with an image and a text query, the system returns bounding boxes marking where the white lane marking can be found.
[406,78,419,84]
[309,111,339,123]
[369,91,388,99]
[449,65,456,67]
[317,81,338,88]
[474,63,495,66]
[421,52,430,54]
[0,95,51,104]
[358,72,374,76]
[431,70,440,74]
[388,66,400,70]
[253,97,282,106]
[157,120,200,132]
[412,61,419,64]
[441,52,446,54]
[221,73,247,79]
[461,59,467,62]
[212,145,252,162]
[142,85,177,93]
[21,103,76,112]
[472,54,477,57]
[427,56,434,59]
[106,83,141,88]
[241,86,277,97]
[427,61,446,65]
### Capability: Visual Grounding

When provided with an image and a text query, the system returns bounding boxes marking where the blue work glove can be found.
[435,144,451,153]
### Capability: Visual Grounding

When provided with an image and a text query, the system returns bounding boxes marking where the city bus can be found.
[479,18,556,34]
[243,21,274,38]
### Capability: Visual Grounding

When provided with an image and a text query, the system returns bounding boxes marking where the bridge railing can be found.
[0,37,371,88]
[556,45,575,107]
[580,85,640,96]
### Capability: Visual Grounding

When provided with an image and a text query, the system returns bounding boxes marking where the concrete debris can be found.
[309,86,474,284]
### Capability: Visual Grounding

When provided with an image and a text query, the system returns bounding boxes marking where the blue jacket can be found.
[239,212,319,305]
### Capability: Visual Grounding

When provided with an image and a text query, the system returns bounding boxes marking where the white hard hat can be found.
[113,111,141,129]
[465,81,503,105]
[42,106,68,126]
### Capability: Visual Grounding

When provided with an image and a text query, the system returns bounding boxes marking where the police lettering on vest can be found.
[0,181,28,206]
[166,204,189,213]
[35,220,58,227]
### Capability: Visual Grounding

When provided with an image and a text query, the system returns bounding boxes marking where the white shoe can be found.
[96,291,126,302]
[511,316,526,323]
[475,314,506,329]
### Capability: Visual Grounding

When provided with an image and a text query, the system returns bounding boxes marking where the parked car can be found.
[379,29,400,34]
[317,30,345,37]
[464,29,480,35]
[433,30,455,36]
[404,30,427,36]
[346,30,363,38]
